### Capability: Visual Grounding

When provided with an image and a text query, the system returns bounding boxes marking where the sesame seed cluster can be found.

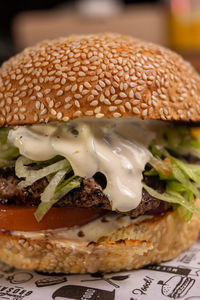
[0,32,200,126]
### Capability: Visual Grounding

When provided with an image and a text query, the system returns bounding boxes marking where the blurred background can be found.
[0,0,200,71]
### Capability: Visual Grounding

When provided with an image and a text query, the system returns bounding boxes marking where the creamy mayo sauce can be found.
[8,118,155,212]
[12,213,153,242]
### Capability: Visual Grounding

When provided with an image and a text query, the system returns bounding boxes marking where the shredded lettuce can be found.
[35,176,82,222]
[14,153,82,222]
[40,170,67,203]
[0,128,19,164]
[1,125,200,223]
[143,184,200,217]
[145,128,200,221]
[16,156,72,188]
[163,126,200,158]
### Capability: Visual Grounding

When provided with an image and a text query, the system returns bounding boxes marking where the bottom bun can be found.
[0,209,199,273]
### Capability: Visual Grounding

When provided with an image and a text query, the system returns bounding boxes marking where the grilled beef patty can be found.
[0,167,170,218]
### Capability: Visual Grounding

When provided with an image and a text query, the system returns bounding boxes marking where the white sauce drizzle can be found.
[12,213,153,242]
[8,118,155,212]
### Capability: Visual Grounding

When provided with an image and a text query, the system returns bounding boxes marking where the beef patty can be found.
[0,167,170,218]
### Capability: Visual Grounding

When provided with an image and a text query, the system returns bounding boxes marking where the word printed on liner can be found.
[0,285,33,300]
[132,276,154,295]
[144,265,191,276]
[52,285,115,300]
[35,276,67,287]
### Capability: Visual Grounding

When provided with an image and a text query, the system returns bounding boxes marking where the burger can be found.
[159,275,195,298]
[0,33,200,273]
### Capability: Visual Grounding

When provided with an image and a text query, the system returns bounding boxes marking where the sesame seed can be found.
[160,94,167,100]
[92,89,98,96]
[73,110,82,117]
[113,81,119,88]
[125,102,131,110]
[19,78,25,85]
[34,114,38,121]
[7,98,12,105]
[74,61,80,67]
[62,116,69,121]
[164,108,169,115]
[41,108,47,115]
[94,107,101,114]
[90,100,98,106]
[64,103,72,109]
[135,92,142,100]
[5,106,10,113]
[137,86,144,91]
[74,94,82,99]
[37,92,43,98]
[78,71,85,77]
[133,107,140,114]
[13,107,18,113]
[129,90,134,98]
[110,87,115,94]
[142,109,148,116]
[35,101,40,109]
[71,84,78,92]
[119,92,127,98]
[85,110,93,116]
[56,90,63,96]
[87,95,94,102]
[109,106,117,111]
[65,96,72,102]
[114,100,122,104]
[84,82,91,89]
[96,85,102,91]
[51,109,56,115]
[91,76,98,82]
[114,75,120,82]
[57,112,62,119]
[48,100,54,108]
[55,101,61,108]
[44,89,51,95]
[81,66,88,72]
[82,89,89,95]
[6,115,12,122]
[131,76,138,81]
[61,78,66,85]
[99,80,106,88]
[130,82,137,88]
[105,89,110,97]
[54,78,60,84]
[113,112,121,118]
[99,94,105,102]
[68,76,76,81]
[104,99,111,105]
[75,100,80,108]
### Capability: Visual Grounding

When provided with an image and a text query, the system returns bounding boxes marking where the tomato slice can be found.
[0,205,105,231]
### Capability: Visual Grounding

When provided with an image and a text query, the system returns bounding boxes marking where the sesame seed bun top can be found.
[0,33,200,126]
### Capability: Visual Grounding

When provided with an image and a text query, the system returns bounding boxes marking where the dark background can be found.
[0,0,159,63]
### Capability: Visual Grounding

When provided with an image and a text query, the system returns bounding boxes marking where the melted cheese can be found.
[8,118,155,212]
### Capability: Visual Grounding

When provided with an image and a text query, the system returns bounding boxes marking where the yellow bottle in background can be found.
[167,0,200,71]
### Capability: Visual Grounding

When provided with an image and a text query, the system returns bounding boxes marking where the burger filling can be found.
[0,118,200,231]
